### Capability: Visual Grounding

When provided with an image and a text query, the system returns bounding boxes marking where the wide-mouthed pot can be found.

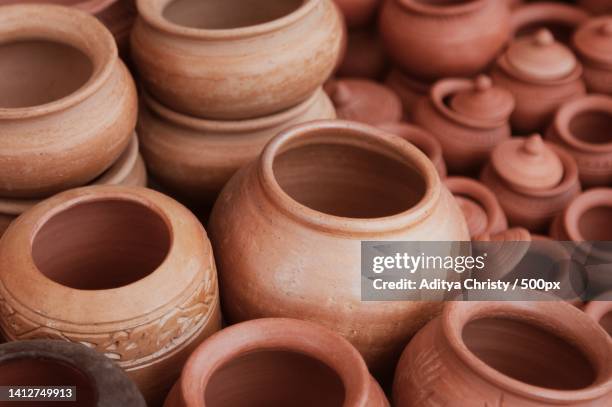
[0,4,137,199]
[164,318,389,407]
[394,301,612,406]
[131,0,343,120]
[0,340,146,406]
[0,186,222,406]
[572,17,612,95]
[208,120,469,375]
[510,2,590,44]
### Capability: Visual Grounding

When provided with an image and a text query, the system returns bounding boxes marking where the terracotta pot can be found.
[0,186,222,406]
[138,88,335,206]
[573,18,612,96]
[546,95,612,188]
[491,29,586,134]
[510,2,590,44]
[412,75,514,175]
[379,0,510,81]
[333,0,380,29]
[164,318,389,407]
[337,28,388,80]
[584,296,612,337]
[131,0,343,120]
[384,68,430,118]
[481,134,581,233]
[0,340,145,406]
[577,0,612,15]
[550,188,612,243]
[377,122,447,178]
[445,176,508,239]
[208,120,469,375]
[394,301,612,406]
[325,79,402,126]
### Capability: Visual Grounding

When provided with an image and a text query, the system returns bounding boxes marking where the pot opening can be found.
[163,0,304,30]
[599,311,612,337]
[578,206,612,241]
[0,40,93,109]
[569,111,612,145]
[0,357,97,406]
[204,350,345,407]
[462,317,596,390]
[31,199,171,290]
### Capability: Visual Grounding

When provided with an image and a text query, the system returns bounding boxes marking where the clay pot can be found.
[385,68,430,118]
[325,79,402,125]
[208,120,469,375]
[584,296,612,337]
[377,122,447,178]
[164,318,389,407]
[546,95,612,188]
[131,0,343,120]
[379,0,510,81]
[138,88,335,206]
[0,340,146,406]
[337,28,388,80]
[491,29,586,134]
[550,188,612,243]
[510,2,590,44]
[577,0,612,15]
[573,17,612,96]
[412,75,515,175]
[394,301,612,406]
[0,186,222,405]
[445,177,508,239]
[333,0,380,28]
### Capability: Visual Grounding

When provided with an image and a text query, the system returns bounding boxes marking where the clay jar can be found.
[491,29,586,134]
[385,69,430,118]
[547,95,612,187]
[0,4,137,198]
[379,0,510,81]
[578,0,612,15]
[412,75,515,175]
[131,0,343,120]
[481,134,581,233]
[138,88,335,206]
[510,2,590,44]
[337,28,388,80]
[0,340,146,407]
[573,18,612,96]
[164,318,389,407]
[393,301,612,406]
[208,120,469,375]
[0,186,222,405]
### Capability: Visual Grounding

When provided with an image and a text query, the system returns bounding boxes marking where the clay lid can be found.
[573,18,612,67]
[491,134,564,191]
[505,29,577,80]
[449,75,515,122]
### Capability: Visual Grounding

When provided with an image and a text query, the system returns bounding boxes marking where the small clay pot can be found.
[131,0,343,120]
[394,301,612,406]
[573,17,612,96]
[550,188,612,243]
[0,4,137,198]
[546,95,612,187]
[337,28,388,80]
[510,2,590,44]
[584,296,612,337]
[379,0,510,81]
[445,177,508,239]
[0,186,222,405]
[333,0,380,29]
[164,318,389,406]
[326,79,402,125]
[138,88,335,206]
[412,75,515,175]
[384,68,430,118]
[0,340,146,406]
[578,0,612,15]
[491,29,586,134]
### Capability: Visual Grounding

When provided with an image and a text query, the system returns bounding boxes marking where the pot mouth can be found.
[136,0,317,40]
[443,301,612,403]
[378,122,443,163]
[258,120,440,235]
[554,96,612,153]
[397,0,486,16]
[563,188,612,242]
[0,4,116,119]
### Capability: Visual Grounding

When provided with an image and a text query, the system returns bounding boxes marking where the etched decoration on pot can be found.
[333,0,380,29]
[385,68,431,119]
[0,186,222,406]
[337,28,389,80]
[510,2,590,44]
[573,18,612,96]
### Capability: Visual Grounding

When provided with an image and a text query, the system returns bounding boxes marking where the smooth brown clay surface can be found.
[573,17,612,95]
[337,28,388,80]
[510,2,590,44]
[584,297,612,337]
[577,0,612,15]
[550,188,612,242]
[385,69,430,118]
[333,0,380,28]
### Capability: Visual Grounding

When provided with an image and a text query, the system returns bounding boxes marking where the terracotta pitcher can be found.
[573,17,612,95]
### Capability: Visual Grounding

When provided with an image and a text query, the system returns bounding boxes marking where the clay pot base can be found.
[163,0,304,29]
[569,111,612,145]
[578,206,612,241]
[0,40,92,108]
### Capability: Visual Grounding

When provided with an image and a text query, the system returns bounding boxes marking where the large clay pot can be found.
[394,301,612,406]
[379,0,510,81]
[334,0,380,28]
[412,75,515,175]
[573,18,612,95]
[208,120,469,375]
[384,68,430,118]
[138,88,335,206]
[337,28,388,80]
[584,296,612,337]
[131,0,343,120]
[0,340,146,406]
[164,318,389,407]
[547,95,612,188]
[578,0,612,15]
[510,2,590,44]
[0,186,222,406]
[0,4,137,198]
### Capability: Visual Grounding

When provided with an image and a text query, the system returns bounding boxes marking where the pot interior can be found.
[163,0,304,30]
[31,199,171,290]
[569,111,612,145]
[599,311,612,337]
[578,206,612,241]
[0,40,93,109]
[204,350,345,407]
[462,317,596,390]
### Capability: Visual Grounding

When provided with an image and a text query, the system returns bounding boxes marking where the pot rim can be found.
[396,0,487,16]
[563,188,612,242]
[258,119,441,235]
[135,0,318,40]
[442,301,612,403]
[510,2,590,37]
[0,4,117,120]
[377,122,443,165]
[177,318,373,407]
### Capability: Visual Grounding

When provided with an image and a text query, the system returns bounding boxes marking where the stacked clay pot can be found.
[510,2,590,44]
[0,186,222,405]
[572,17,612,96]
